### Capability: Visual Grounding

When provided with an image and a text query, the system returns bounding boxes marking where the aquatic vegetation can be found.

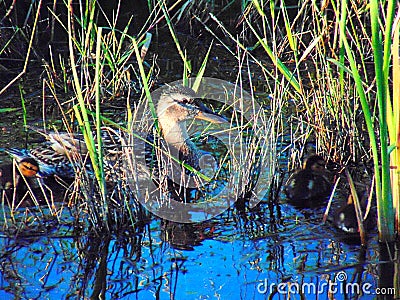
[335,0,399,241]
[0,0,399,298]
[216,0,400,241]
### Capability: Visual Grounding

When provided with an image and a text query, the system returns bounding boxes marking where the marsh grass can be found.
[1,0,397,241]
[336,0,398,240]
[202,0,398,240]
[59,0,160,231]
[59,0,276,226]
[0,0,42,95]
[0,0,156,233]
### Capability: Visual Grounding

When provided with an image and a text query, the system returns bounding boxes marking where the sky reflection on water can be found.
[0,203,383,300]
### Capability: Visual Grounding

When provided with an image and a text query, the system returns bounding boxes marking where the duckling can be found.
[333,191,375,233]
[284,155,332,207]
[17,157,40,177]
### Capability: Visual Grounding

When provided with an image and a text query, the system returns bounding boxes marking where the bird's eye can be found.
[181,98,189,104]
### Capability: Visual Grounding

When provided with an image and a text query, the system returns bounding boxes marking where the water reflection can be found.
[0,206,397,299]
[0,168,396,299]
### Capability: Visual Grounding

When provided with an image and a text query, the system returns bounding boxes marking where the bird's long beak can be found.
[193,98,228,124]
[195,110,228,124]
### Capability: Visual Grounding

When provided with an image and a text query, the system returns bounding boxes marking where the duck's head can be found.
[155,85,228,170]
[18,158,40,177]
[303,155,326,172]
[156,86,227,151]
[157,85,227,128]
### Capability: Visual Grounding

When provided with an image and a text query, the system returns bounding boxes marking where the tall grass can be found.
[0,0,43,95]
[0,0,165,232]
[0,0,397,239]
[206,0,399,241]
[392,15,400,234]
[337,0,398,241]
[43,0,158,231]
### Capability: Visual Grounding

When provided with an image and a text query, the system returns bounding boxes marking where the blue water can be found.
[0,200,386,300]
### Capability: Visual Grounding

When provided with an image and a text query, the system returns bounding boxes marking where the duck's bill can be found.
[195,111,228,123]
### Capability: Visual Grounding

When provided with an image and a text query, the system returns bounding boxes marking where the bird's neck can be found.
[160,120,201,168]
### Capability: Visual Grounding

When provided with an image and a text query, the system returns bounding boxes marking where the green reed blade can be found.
[160,1,191,73]
[68,0,100,183]
[337,0,347,97]
[281,0,296,53]
[0,108,20,113]
[244,19,301,94]
[370,0,395,240]
[183,51,190,86]
[192,41,213,93]
[390,13,400,232]
[18,84,27,130]
[131,37,158,130]
[95,27,107,200]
